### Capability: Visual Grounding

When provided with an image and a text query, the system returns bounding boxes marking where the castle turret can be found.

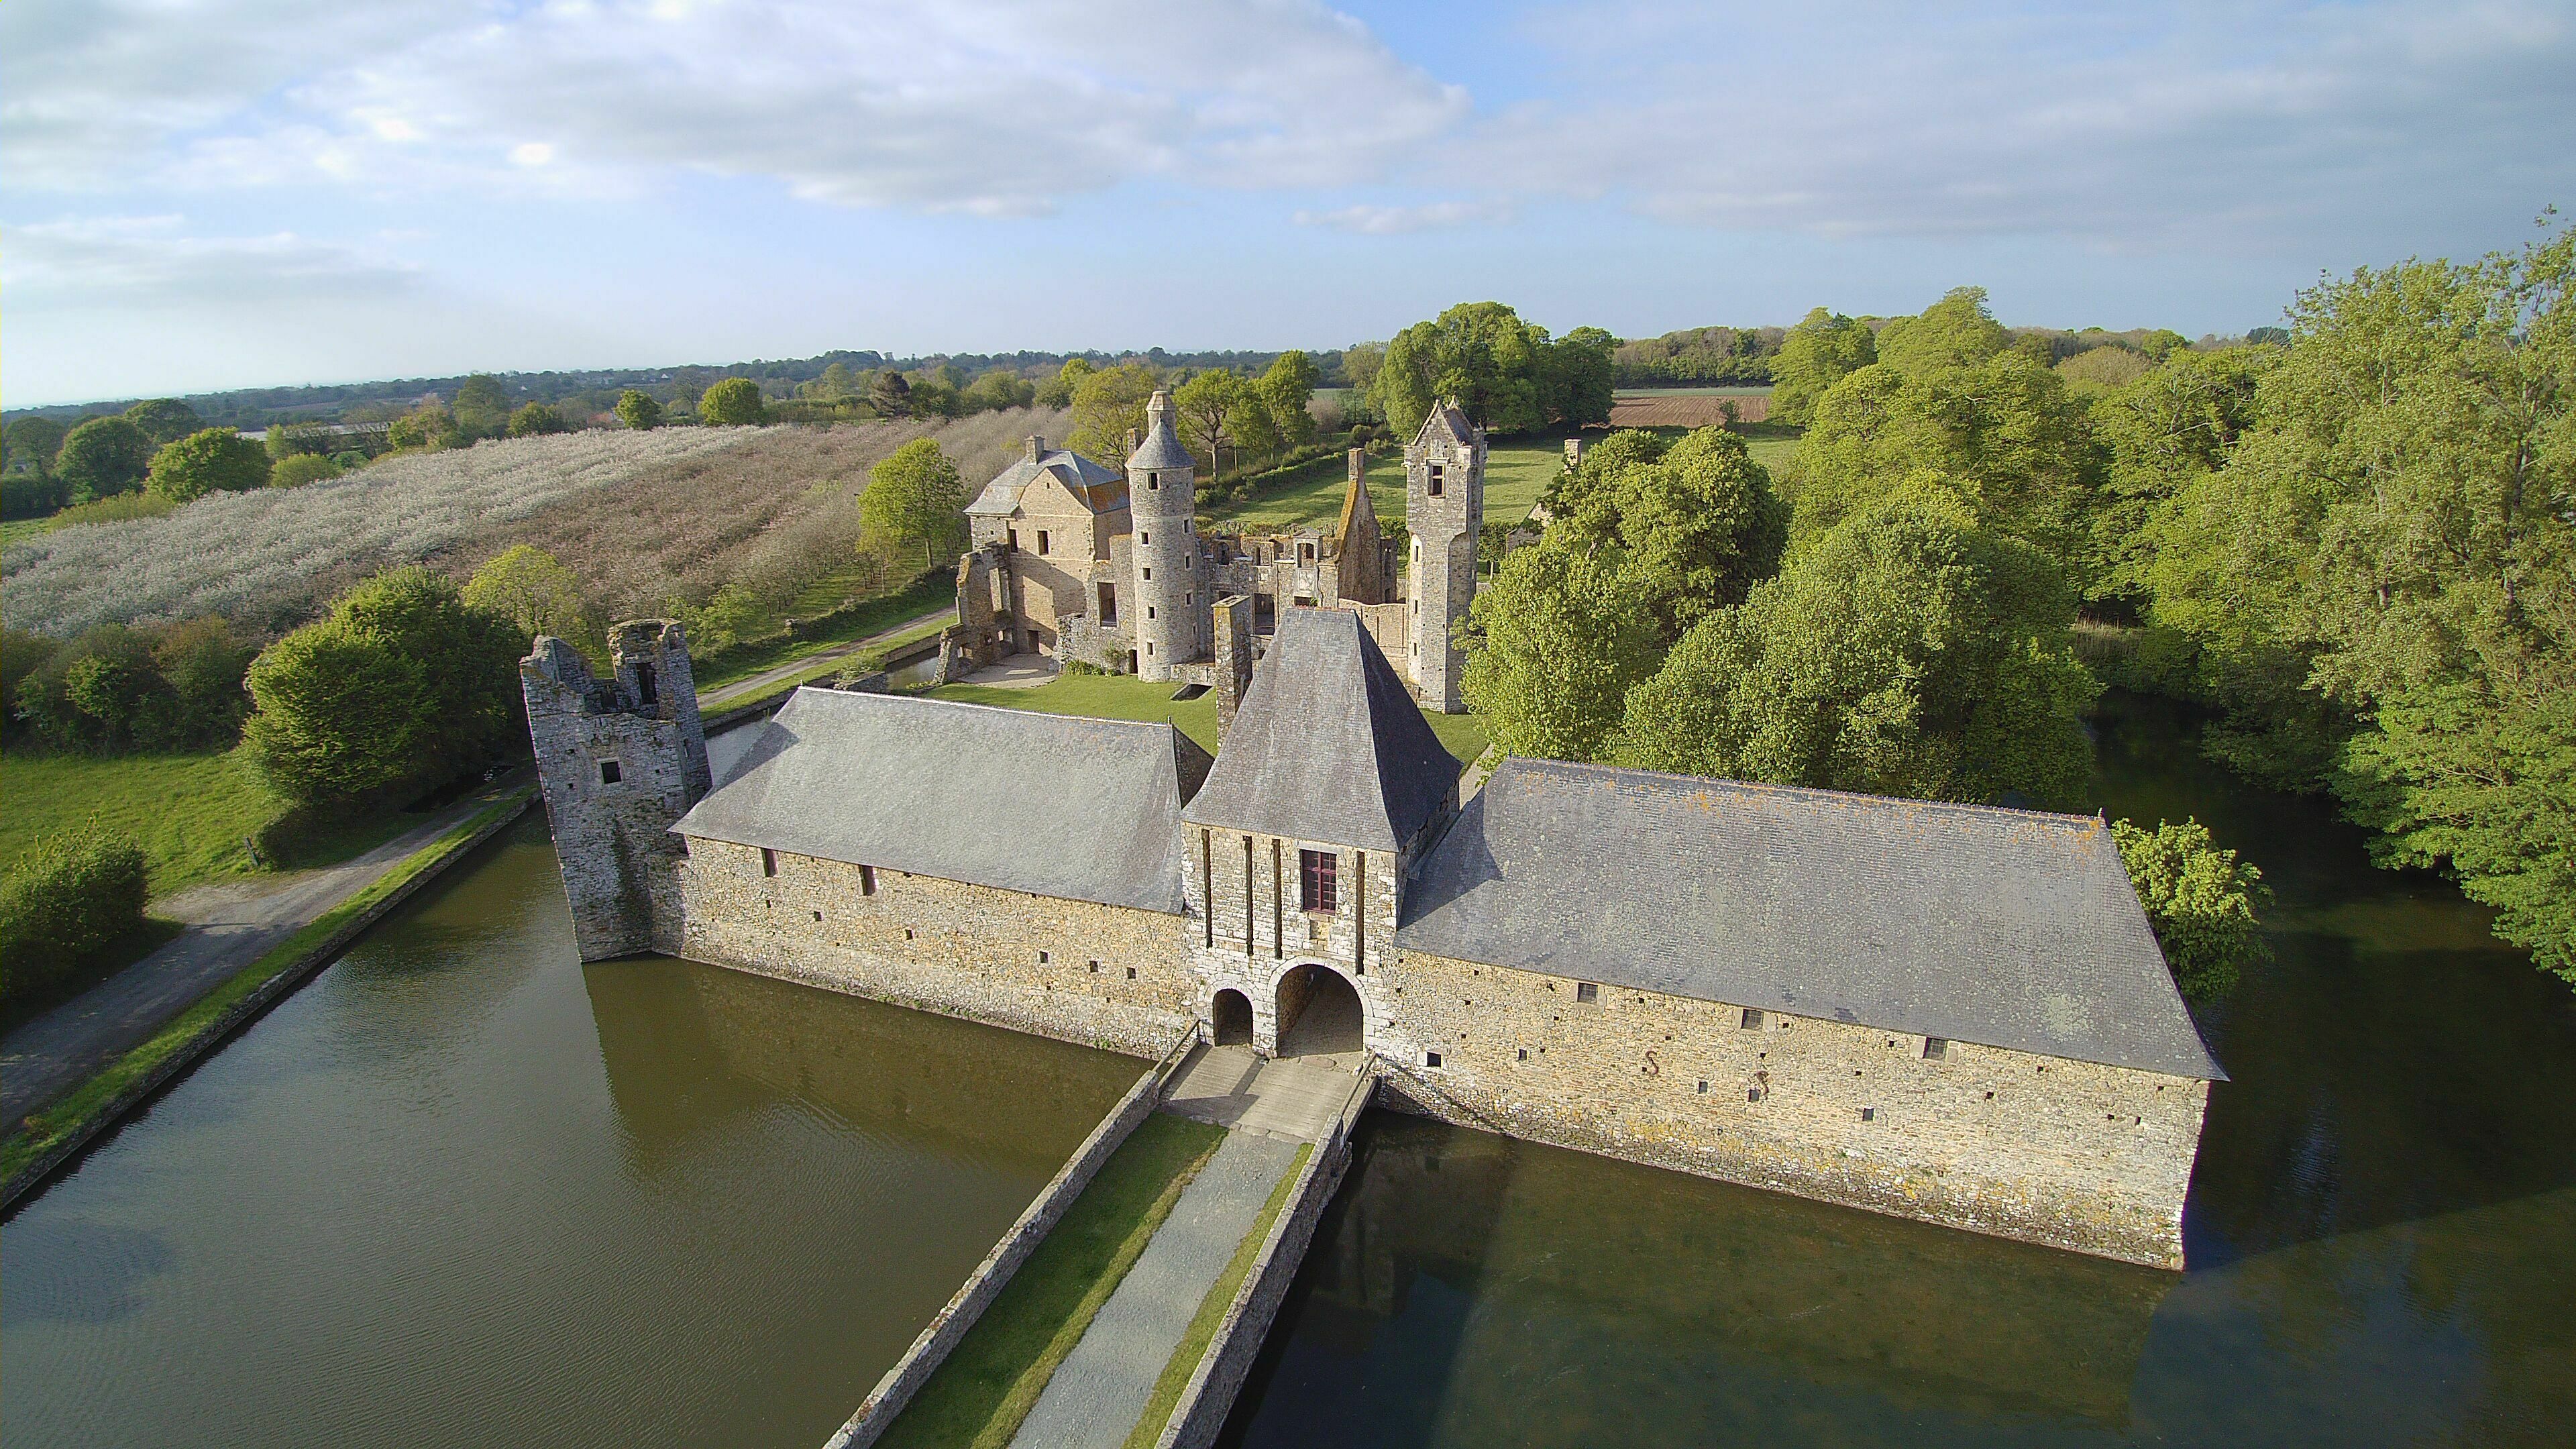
[523,620,710,960]
[1126,389,1203,681]
[1405,401,1483,713]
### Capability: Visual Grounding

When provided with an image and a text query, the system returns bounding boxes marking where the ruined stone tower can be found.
[1405,402,1484,713]
[1126,388,1203,682]
[522,620,711,960]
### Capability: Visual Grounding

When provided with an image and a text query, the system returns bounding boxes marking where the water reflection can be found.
[1,817,1139,1449]
[1224,693,2576,1448]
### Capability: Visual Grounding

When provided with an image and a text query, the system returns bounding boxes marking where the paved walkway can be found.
[958,652,1057,689]
[1004,1046,1359,1449]
[1006,1128,1299,1449]
[697,606,954,710]
[0,775,529,1124]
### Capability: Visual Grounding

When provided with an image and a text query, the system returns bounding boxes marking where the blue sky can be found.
[7,0,2571,406]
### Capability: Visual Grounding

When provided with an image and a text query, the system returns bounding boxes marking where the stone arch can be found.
[1274,961,1364,1057]
[1212,987,1254,1046]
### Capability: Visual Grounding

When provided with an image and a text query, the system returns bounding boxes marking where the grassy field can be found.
[1198,441,1562,535]
[0,749,408,896]
[926,671,1488,764]
[1122,1141,1311,1449]
[877,1114,1227,1449]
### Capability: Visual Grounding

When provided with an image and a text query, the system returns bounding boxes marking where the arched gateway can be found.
[1275,963,1364,1057]
[1212,987,1254,1046]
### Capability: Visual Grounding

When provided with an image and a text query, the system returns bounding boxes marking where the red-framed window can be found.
[1299,849,1338,914]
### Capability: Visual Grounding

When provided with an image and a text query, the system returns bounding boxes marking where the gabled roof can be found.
[1181,608,1460,852]
[673,689,1214,913]
[1396,758,2224,1080]
[1413,401,1479,449]
[1126,390,1195,472]
[966,449,1124,517]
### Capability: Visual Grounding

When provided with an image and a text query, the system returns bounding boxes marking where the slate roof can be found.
[672,688,1214,914]
[965,449,1125,517]
[1415,402,1478,447]
[1181,608,1460,852]
[1126,390,1196,472]
[1396,758,2224,1079]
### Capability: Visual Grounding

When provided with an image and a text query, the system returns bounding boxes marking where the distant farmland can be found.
[1608,389,1772,427]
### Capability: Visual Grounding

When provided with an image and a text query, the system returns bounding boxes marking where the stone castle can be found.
[523,399,2222,1271]
[950,390,1481,715]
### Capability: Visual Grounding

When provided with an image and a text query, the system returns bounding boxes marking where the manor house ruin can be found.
[523,397,2222,1271]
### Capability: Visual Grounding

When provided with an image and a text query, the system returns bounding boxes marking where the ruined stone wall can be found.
[523,625,706,961]
[676,839,1195,1057]
[1369,948,2207,1268]
[1339,602,1411,680]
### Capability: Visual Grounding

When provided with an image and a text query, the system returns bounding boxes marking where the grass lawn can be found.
[926,670,1487,765]
[877,1114,1227,1449]
[690,571,955,693]
[1122,1142,1310,1449]
[1197,441,1565,537]
[0,748,427,899]
[0,516,54,548]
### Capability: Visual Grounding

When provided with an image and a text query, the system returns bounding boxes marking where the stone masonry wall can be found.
[677,839,1195,1057]
[1369,949,2208,1268]
[1183,826,1408,1050]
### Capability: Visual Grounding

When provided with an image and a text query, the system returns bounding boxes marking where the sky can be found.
[6,0,2573,407]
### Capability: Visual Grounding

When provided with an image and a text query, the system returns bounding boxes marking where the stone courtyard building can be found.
[527,605,2223,1269]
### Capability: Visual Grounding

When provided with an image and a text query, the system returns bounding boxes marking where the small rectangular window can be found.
[1860,1107,1876,1122]
[1036,530,1050,555]
[1148,472,1160,490]
[1516,1048,1527,1061]
[1125,965,1137,980]
[1739,1008,1764,1030]
[1574,981,1598,1004]
[1428,464,1444,497]
[1697,1080,1709,1094]
[1748,1088,1762,1102]
[1008,528,1019,549]
[1088,960,1100,973]
[1038,951,1050,963]
[1923,1036,1949,1060]
[760,847,777,877]
[1181,555,1190,570]
[859,864,877,896]
[1426,1051,1443,1068]
[1142,567,1152,580]
[1299,849,1338,913]
[598,759,622,784]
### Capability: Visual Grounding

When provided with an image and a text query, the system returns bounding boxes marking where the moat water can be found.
[6,699,2573,1446]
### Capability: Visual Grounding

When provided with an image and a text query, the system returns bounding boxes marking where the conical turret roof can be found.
[1182,608,1460,851]
[1126,389,1195,471]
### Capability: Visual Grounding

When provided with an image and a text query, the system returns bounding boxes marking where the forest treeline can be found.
[1470,225,2574,989]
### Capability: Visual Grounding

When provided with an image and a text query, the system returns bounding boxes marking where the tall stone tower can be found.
[1405,402,1484,713]
[1126,388,1203,682]
[522,620,712,961]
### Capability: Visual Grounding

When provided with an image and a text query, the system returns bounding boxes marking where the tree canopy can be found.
[146,427,273,502]
[121,398,205,445]
[1613,482,2099,809]
[615,389,664,430]
[1549,427,1787,642]
[860,438,967,568]
[1769,307,1878,425]
[2112,818,2273,999]
[1462,544,1663,763]
[1366,301,1615,439]
[464,545,596,655]
[699,377,768,426]
[243,568,525,808]
[1874,286,2014,378]
[1067,362,1162,462]
[506,402,568,437]
[54,416,156,500]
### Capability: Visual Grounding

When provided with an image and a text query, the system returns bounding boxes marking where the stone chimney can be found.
[1026,435,1045,462]
[1212,595,1255,737]
[1126,426,1142,455]
[1562,437,1585,471]
[1348,447,1366,487]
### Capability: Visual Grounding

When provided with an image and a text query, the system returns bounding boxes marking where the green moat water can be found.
[7,698,2574,1446]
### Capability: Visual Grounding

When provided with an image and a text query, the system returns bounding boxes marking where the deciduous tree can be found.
[506,402,568,437]
[615,389,664,430]
[1462,543,1662,763]
[121,398,203,445]
[698,377,768,426]
[1613,482,2099,808]
[860,438,967,568]
[2112,818,2272,998]
[146,427,272,502]
[1066,362,1161,462]
[1770,307,1879,425]
[55,416,156,500]
[464,545,596,653]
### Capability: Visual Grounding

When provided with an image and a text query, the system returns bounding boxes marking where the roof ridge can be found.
[785,685,1183,739]
[1495,755,2107,832]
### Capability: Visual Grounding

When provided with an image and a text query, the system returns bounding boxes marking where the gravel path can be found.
[1006,1129,1299,1449]
[696,606,953,709]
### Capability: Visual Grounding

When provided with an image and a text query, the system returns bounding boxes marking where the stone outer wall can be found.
[1369,948,2208,1268]
[825,1031,1197,1449]
[676,839,1196,1057]
[1183,824,1416,1051]
[1152,1065,1374,1449]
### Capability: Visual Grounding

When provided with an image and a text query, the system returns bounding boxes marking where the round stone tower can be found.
[1126,388,1203,680]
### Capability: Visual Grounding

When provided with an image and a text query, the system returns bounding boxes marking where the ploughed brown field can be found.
[1608,392,1772,427]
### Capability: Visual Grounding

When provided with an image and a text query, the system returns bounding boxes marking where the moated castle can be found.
[523,394,2220,1269]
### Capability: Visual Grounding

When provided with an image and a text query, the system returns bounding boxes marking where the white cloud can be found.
[3,217,424,311]
[5,0,1468,215]
[1468,1,2576,250]
[1294,200,1515,233]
